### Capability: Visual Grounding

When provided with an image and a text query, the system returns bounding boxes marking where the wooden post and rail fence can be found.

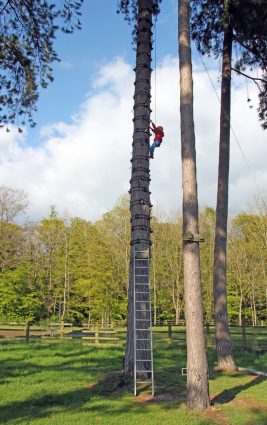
[0,321,266,351]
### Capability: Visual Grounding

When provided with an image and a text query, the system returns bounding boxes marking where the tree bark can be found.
[178,0,210,410]
[213,20,236,370]
[153,253,157,325]
[124,0,153,379]
[61,227,69,321]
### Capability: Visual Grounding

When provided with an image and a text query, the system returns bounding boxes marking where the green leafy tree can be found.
[37,207,67,319]
[0,0,83,128]
[96,194,131,313]
[151,218,184,325]
[199,207,216,324]
[0,263,43,321]
[0,185,28,273]
[228,207,267,325]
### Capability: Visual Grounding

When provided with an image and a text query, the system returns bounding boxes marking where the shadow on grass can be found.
[0,372,184,424]
[212,375,266,404]
[0,341,123,384]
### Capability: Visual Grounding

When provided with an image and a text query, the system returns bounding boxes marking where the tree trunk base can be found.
[216,358,236,371]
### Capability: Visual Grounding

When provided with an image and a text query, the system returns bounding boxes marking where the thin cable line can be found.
[195,45,264,199]
[154,15,157,124]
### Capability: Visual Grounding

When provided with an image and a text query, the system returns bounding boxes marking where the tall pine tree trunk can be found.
[178,0,210,410]
[213,21,236,371]
[124,0,153,379]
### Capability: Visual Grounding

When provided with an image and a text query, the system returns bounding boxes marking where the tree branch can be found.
[232,67,265,93]
[0,0,11,14]
[232,67,266,84]
[233,35,267,66]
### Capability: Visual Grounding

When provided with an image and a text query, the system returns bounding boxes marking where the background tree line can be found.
[0,186,266,326]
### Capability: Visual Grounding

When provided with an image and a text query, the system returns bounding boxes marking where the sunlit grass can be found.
[0,328,267,424]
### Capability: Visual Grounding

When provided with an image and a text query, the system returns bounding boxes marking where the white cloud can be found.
[0,56,266,223]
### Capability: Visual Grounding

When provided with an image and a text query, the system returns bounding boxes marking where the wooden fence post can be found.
[242,321,247,349]
[95,327,99,346]
[25,321,30,342]
[60,321,64,339]
[168,321,172,346]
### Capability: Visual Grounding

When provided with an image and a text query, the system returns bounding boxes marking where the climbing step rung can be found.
[136,338,150,341]
[136,348,151,351]
[135,301,150,303]
[136,359,152,362]
[136,370,152,373]
[136,308,150,311]
[136,381,153,384]
[135,291,150,294]
[135,265,148,268]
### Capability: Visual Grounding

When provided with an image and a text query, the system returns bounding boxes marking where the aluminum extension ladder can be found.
[133,248,154,396]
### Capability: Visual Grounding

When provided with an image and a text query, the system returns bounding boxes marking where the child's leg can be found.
[150,140,161,158]
[150,141,156,158]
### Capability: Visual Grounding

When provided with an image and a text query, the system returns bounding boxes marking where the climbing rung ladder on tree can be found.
[133,248,154,396]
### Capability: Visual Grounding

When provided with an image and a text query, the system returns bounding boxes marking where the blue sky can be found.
[30,0,178,144]
[0,0,266,222]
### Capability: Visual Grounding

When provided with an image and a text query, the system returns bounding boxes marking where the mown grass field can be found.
[0,327,267,425]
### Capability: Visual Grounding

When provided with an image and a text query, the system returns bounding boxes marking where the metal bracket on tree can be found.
[183,232,205,243]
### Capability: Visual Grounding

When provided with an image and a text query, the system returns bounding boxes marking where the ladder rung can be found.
[136,359,152,362]
[135,251,149,253]
[135,301,150,303]
[135,291,150,294]
[136,309,150,312]
[135,259,149,261]
[136,381,152,384]
[135,257,149,259]
[136,348,151,351]
[136,338,150,340]
[135,259,149,262]
[136,316,150,317]
[136,329,150,331]
[136,319,150,321]
[135,266,149,269]
[136,370,152,373]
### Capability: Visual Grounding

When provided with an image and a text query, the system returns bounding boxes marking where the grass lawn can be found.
[0,328,267,424]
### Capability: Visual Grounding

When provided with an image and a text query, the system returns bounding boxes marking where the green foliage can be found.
[118,0,162,22]
[0,194,266,325]
[191,0,267,128]
[0,0,84,128]
[0,264,43,321]
[228,210,267,325]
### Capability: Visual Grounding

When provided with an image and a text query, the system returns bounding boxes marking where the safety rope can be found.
[153,15,157,124]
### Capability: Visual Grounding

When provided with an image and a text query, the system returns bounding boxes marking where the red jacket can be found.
[150,122,164,143]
